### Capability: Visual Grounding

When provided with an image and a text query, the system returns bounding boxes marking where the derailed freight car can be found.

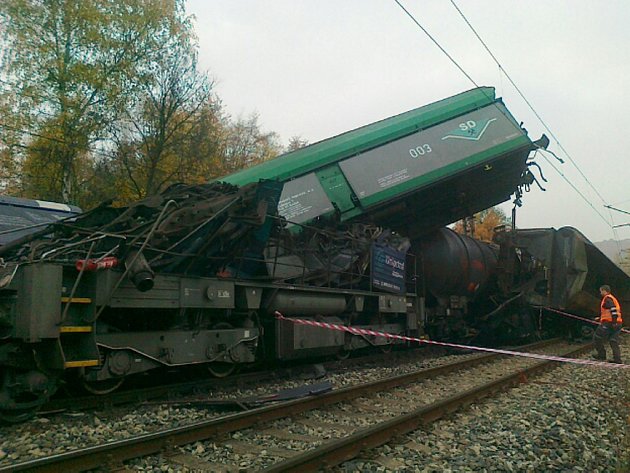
[416,226,630,344]
[0,86,602,422]
[490,225,630,339]
[222,87,546,237]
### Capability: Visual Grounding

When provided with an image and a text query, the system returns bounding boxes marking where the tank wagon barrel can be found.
[415,227,499,298]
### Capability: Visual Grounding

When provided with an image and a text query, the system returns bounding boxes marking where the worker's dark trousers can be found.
[593,323,622,361]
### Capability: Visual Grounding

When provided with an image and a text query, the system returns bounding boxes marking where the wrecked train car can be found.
[0,87,555,421]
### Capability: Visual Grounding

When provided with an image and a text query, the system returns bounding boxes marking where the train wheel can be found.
[80,348,127,394]
[0,406,39,423]
[81,377,125,395]
[206,362,236,378]
[0,369,51,423]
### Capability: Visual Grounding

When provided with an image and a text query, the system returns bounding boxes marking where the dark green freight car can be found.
[0,88,558,422]
[223,87,547,237]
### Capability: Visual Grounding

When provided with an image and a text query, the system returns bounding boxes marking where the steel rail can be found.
[39,345,445,414]
[263,343,593,472]
[38,341,497,415]
[41,370,270,414]
[0,338,563,473]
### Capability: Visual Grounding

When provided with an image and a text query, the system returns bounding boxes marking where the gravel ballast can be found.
[0,347,486,467]
[1,337,627,472]
[336,336,630,472]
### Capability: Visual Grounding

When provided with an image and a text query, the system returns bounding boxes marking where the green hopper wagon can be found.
[221,87,547,238]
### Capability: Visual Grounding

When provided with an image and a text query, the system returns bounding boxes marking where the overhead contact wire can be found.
[448,0,611,212]
[539,153,610,226]
[393,0,480,88]
[394,0,619,247]
[448,0,626,261]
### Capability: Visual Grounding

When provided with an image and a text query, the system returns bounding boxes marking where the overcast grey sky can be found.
[186,0,630,244]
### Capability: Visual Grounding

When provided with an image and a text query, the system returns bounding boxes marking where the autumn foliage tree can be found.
[452,207,509,242]
[286,136,309,152]
[0,92,25,195]
[0,0,286,209]
[219,113,282,175]
[109,28,214,200]
[0,0,201,204]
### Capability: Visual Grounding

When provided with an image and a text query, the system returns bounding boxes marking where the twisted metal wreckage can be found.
[2,86,627,423]
[0,179,400,290]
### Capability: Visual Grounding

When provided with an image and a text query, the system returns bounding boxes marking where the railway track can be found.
[1,338,591,473]
[38,344,463,417]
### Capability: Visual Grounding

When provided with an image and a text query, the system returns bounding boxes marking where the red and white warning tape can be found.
[543,307,630,334]
[274,311,629,369]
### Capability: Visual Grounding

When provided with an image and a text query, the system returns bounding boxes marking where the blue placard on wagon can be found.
[371,244,406,294]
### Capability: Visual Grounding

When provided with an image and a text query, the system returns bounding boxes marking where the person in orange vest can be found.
[592,285,623,363]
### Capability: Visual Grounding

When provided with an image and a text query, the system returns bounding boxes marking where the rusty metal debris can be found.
[142,380,334,410]
[0,180,409,292]
[0,181,283,279]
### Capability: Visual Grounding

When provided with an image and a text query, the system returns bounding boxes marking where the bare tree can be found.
[220,113,282,174]
[112,43,214,199]
[286,135,309,152]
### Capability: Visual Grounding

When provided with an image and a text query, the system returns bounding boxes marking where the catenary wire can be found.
[392,1,539,149]
[393,1,619,239]
[392,1,548,158]
[538,151,611,226]
[448,0,610,209]
[448,0,624,259]
[2,6,624,241]
[393,0,481,89]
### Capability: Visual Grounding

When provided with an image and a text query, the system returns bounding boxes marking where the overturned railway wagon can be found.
[1,87,625,422]
[223,86,545,236]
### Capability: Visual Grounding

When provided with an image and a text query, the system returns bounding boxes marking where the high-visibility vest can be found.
[600,294,623,324]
